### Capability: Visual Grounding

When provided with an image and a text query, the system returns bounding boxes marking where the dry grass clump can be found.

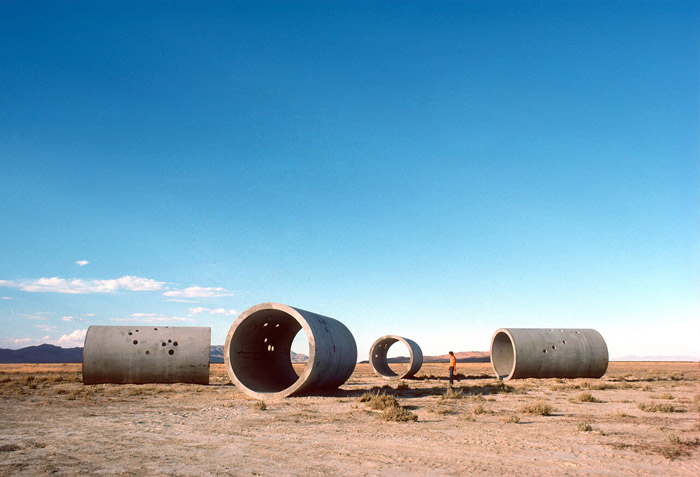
[381,405,417,422]
[650,393,674,400]
[577,422,593,432]
[471,404,486,415]
[519,400,553,416]
[501,414,520,424]
[429,405,455,415]
[637,402,679,413]
[660,435,700,460]
[570,392,600,403]
[253,400,266,411]
[360,390,417,422]
[359,391,399,410]
[441,387,463,400]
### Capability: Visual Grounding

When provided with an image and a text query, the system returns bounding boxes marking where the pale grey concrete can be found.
[369,335,423,379]
[224,303,357,399]
[82,326,210,384]
[490,328,608,381]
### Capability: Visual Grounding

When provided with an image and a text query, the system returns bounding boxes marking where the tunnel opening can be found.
[491,331,515,380]
[227,309,308,393]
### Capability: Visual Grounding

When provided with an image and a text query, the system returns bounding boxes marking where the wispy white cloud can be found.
[35,325,57,332]
[0,276,165,294]
[75,260,89,267]
[111,313,194,323]
[189,307,239,316]
[163,286,233,298]
[84,313,96,317]
[62,316,74,322]
[18,312,53,320]
[164,298,200,303]
[54,329,87,347]
[1,296,14,300]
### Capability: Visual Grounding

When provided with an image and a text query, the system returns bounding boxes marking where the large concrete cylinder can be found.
[224,303,357,399]
[82,326,211,384]
[370,335,423,379]
[490,328,608,381]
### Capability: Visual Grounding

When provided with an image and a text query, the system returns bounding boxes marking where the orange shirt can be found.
[449,355,456,368]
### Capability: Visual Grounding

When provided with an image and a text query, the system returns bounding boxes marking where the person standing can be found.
[448,351,457,385]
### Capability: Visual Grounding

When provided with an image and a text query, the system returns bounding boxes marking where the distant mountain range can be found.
[0,344,309,364]
[359,351,490,364]
[1,344,696,364]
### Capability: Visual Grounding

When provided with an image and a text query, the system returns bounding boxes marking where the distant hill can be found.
[0,344,309,364]
[0,344,83,363]
[360,351,490,364]
[208,345,309,363]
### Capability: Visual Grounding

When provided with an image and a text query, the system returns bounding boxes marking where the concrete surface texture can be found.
[369,335,423,379]
[490,328,608,381]
[82,326,211,384]
[224,302,357,399]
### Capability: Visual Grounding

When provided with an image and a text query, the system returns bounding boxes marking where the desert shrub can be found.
[396,382,409,391]
[253,400,266,411]
[0,444,21,452]
[381,406,417,422]
[0,376,12,384]
[638,402,678,413]
[471,404,485,415]
[650,393,674,400]
[501,414,520,424]
[660,435,700,460]
[429,405,454,415]
[360,391,400,410]
[571,392,600,403]
[441,387,463,400]
[577,422,593,432]
[520,400,553,416]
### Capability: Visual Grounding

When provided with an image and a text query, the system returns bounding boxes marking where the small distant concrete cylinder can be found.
[369,335,423,379]
[224,303,357,399]
[490,328,608,381]
[82,326,211,385]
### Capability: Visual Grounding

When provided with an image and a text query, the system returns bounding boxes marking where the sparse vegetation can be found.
[637,402,679,413]
[577,422,593,432]
[650,393,674,400]
[253,400,267,411]
[381,405,417,422]
[570,392,600,403]
[520,400,553,416]
[441,387,463,400]
[501,414,520,424]
[659,435,700,460]
[471,404,485,415]
[359,391,399,410]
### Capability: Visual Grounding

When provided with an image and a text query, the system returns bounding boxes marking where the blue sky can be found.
[1,1,698,359]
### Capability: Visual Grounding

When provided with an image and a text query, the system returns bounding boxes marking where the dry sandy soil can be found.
[1,361,698,476]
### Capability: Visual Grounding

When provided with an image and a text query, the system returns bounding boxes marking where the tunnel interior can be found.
[491,331,515,380]
[227,309,307,393]
[371,337,411,377]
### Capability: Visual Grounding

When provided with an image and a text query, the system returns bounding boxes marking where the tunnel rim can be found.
[369,334,422,379]
[224,302,315,399]
[490,329,517,382]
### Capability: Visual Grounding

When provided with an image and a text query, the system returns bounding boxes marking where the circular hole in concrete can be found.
[128,332,132,336]
[145,350,150,355]
[562,340,566,344]
[133,340,138,345]
[552,345,557,350]
[168,349,174,355]
[542,349,547,353]
[168,339,172,343]
[135,330,139,332]
[153,328,158,330]
[162,342,166,346]
[173,341,178,346]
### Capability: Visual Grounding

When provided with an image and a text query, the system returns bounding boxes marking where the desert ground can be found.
[1,361,698,476]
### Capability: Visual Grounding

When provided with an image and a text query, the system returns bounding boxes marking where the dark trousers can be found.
[449,366,455,385]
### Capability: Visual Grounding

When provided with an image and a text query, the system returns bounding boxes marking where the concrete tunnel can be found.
[369,335,423,379]
[224,303,357,399]
[490,328,608,381]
